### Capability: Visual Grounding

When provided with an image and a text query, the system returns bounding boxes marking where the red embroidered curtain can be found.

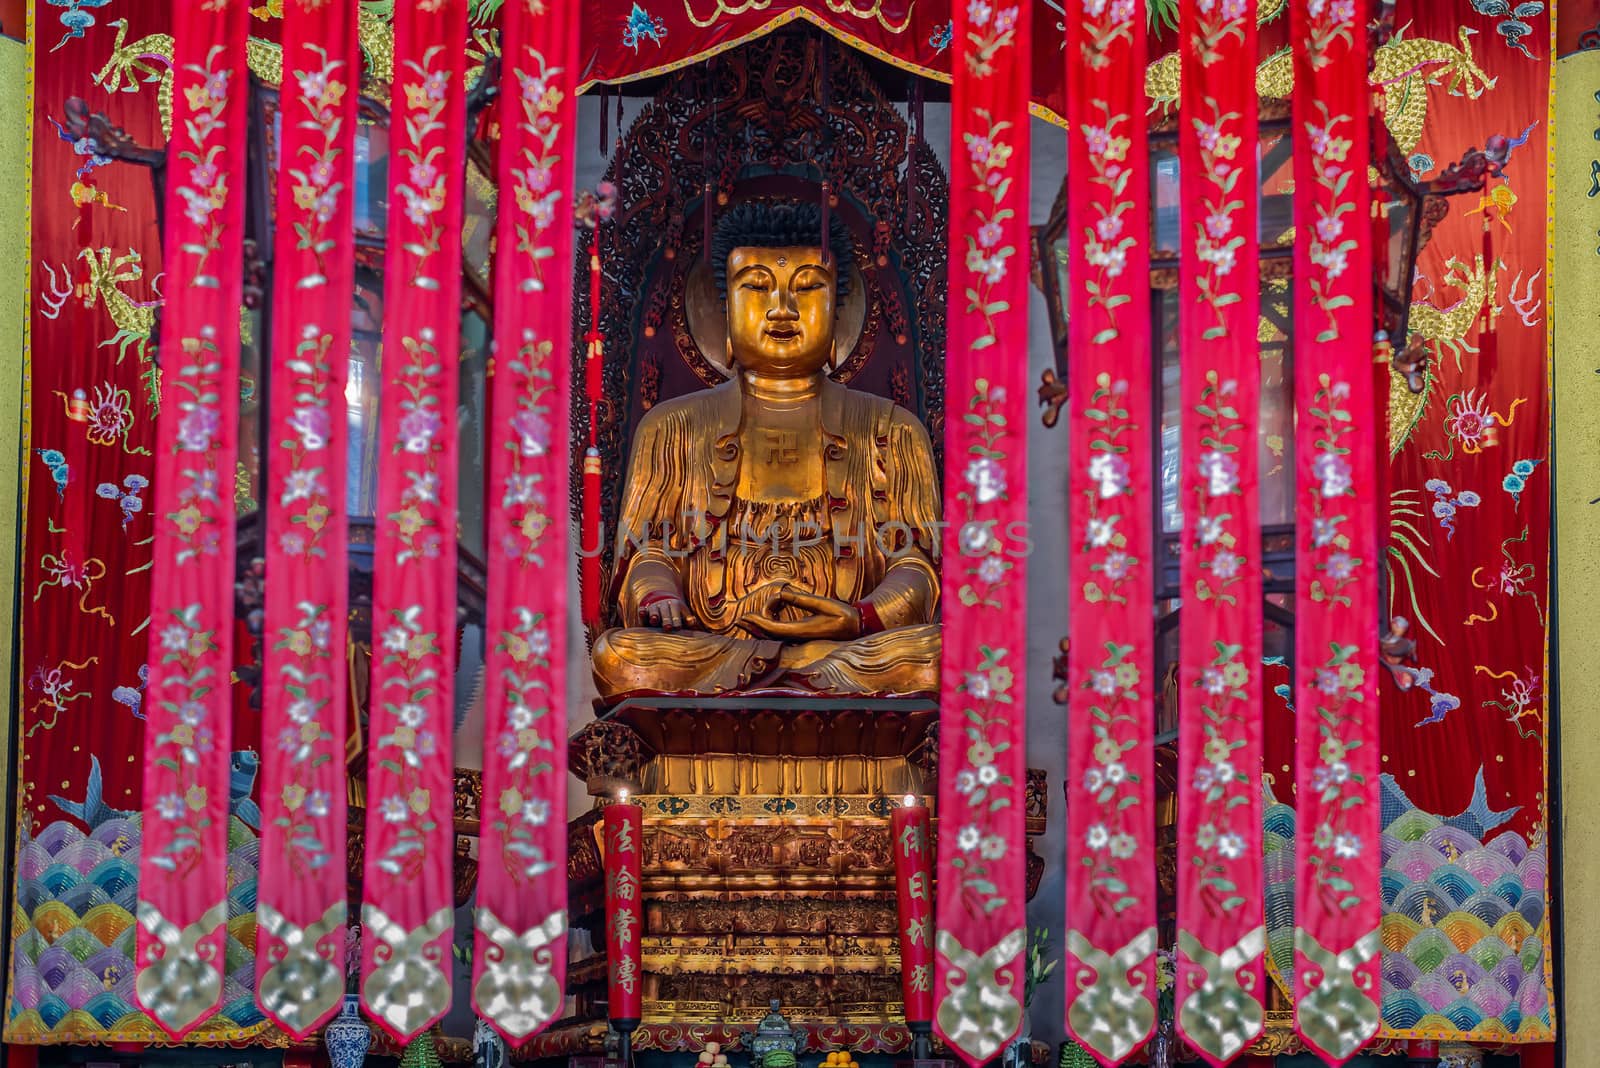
[1174,1,1266,1062]
[470,0,580,1042]
[931,1,1031,1065]
[1291,0,1381,1061]
[1062,5,1158,1066]
[134,0,248,1042]
[578,2,1071,124]
[358,0,469,1044]
[254,0,358,1040]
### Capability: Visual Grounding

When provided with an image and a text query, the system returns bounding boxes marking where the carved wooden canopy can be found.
[571,28,950,590]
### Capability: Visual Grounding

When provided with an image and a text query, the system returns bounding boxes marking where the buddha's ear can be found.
[725,336,734,367]
[827,339,838,371]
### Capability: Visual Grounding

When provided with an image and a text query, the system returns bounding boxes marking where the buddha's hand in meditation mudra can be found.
[590,200,941,699]
[640,582,862,643]
[746,585,863,642]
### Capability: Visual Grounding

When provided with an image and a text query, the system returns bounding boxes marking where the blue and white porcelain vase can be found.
[325,994,372,1068]
[474,1017,507,1068]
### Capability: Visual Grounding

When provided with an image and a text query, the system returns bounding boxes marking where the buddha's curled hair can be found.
[711,200,854,303]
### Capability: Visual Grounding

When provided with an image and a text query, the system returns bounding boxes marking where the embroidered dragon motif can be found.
[92,20,175,136]
[1390,255,1504,456]
[1371,26,1498,154]
[1150,24,1494,160]
[1409,254,1502,366]
[92,14,393,138]
[78,248,163,406]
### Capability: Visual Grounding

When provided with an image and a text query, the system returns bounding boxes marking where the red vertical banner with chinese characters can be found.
[470,0,579,1043]
[359,0,468,1045]
[134,0,248,1042]
[933,1,1030,1065]
[1174,0,1265,1062]
[892,799,935,1027]
[603,802,644,1024]
[1062,2,1158,1066]
[1291,0,1380,1062]
[254,0,357,1040]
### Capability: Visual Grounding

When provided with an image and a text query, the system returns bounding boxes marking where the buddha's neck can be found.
[739,368,823,406]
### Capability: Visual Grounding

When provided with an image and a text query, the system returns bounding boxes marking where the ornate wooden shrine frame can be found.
[570,30,950,611]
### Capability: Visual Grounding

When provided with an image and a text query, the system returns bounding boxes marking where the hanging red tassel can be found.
[1371,100,1389,310]
[819,39,832,262]
[1480,214,1495,337]
[703,181,714,263]
[820,181,831,264]
[906,78,921,235]
[582,227,605,628]
[582,449,602,626]
[704,69,717,252]
[1478,216,1498,378]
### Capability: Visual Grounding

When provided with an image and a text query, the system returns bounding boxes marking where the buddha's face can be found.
[725,245,836,377]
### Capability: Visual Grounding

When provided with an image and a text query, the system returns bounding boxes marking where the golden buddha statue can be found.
[591,202,941,699]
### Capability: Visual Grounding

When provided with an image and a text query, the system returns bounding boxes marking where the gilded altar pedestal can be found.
[566,702,1047,1027]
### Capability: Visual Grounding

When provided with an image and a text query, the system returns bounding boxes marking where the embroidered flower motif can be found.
[1184,373,1258,917]
[964,1,1020,76]
[372,605,445,876]
[399,408,443,454]
[1303,103,1360,339]
[946,16,1026,944]
[1086,515,1119,548]
[177,406,220,453]
[958,521,993,555]
[964,457,1006,503]
[1304,0,1359,69]
[288,405,331,451]
[1102,550,1133,581]
[270,597,337,867]
[1088,452,1130,499]
[379,796,408,824]
[1190,0,1248,65]
[1313,452,1353,497]
[149,604,220,874]
[1209,550,1242,580]
[280,467,324,506]
[1078,0,1135,69]
[1197,450,1239,497]
[272,313,345,926]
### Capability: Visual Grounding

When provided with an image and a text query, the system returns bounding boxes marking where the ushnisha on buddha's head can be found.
[711,200,853,378]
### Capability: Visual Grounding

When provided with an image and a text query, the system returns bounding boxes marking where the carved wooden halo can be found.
[684,233,869,381]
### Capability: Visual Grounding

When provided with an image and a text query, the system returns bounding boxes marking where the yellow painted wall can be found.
[1553,45,1600,1045]
[0,29,28,928]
